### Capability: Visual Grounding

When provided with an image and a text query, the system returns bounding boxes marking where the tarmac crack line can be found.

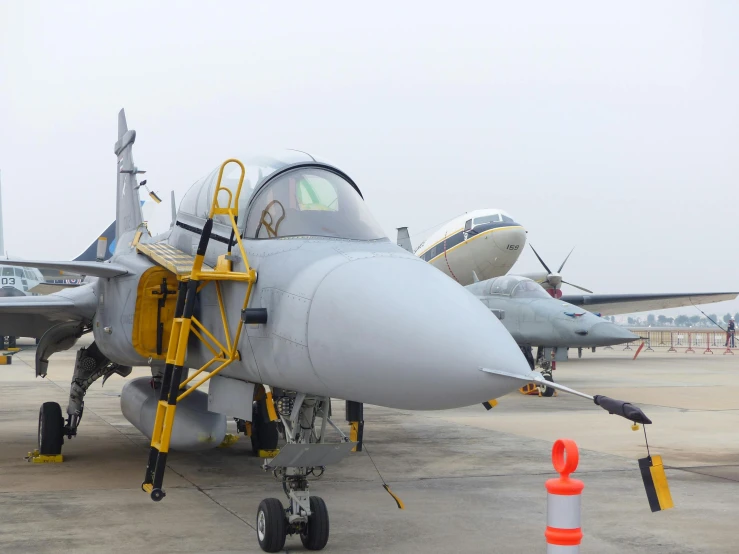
[163,464,257,532]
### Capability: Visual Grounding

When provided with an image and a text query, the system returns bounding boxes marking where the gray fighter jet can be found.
[465,274,639,393]
[0,110,649,552]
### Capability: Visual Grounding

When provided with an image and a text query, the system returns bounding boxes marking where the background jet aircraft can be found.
[398,208,526,285]
[467,275,638,349]
[466,274,638,394]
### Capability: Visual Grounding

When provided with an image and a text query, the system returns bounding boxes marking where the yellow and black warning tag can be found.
[482,399,498,410]
[639,455,674,512]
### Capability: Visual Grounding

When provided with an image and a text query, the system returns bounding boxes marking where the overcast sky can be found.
[1,1,737,316]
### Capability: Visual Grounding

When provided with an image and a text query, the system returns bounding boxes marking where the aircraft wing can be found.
[0,259,128,278]
[29,283,80,295]
[561,292,739,316]
[0,285,97,338]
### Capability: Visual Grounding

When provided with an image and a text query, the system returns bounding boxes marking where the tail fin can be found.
[74,221,116,261]
[396,227,413,253]
[114,109,144,240]
[170,190,177,228]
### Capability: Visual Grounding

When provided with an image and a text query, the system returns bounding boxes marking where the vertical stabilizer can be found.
[396,227,413,253]
[170,190,177,228]
[0,170,4,256]
[114,109,144,240]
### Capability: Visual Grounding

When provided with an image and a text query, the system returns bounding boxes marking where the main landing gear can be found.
[532,346,556,397]
[36,342,131,456]
[255,392,354,552]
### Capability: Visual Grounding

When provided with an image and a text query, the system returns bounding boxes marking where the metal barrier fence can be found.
[623,328,735,354]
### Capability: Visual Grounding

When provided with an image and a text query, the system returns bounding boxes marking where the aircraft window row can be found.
[1,267,12,277]
[420,231,465,262]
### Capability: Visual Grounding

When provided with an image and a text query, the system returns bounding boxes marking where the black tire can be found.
[38,402,64,455]
[300,496,330,551]
[256,498,287,553]
[251,398,279,455]
[541,374,555,397]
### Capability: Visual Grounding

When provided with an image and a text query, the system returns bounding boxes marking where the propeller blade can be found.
[529,244,552,274]
[557,247,575,273]
[562,280,593,294]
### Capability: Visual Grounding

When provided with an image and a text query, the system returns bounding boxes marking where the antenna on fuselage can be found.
[170,191,176,228]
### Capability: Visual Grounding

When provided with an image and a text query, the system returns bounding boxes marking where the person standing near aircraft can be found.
[726,318,736,347]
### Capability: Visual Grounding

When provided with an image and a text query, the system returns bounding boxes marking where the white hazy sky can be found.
[1,1,737,315]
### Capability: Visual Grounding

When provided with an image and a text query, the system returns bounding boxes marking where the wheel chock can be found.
[218,433,239,448]
[6,347,20,352]
[257,449,280,458]
[519,383,540,396]
[25,449,63,463]
[0,355,12,365]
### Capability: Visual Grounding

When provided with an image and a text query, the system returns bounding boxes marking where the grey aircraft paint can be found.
[465,275,638,348]
[0,110,531,412]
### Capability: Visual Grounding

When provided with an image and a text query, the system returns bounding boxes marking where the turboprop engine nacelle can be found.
[120,377,227,451]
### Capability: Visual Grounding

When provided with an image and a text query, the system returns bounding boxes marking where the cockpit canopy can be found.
[178,151,387,241]
[486,276,551,299]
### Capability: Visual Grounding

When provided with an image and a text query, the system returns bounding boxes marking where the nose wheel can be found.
[256,498,287,552]
[255,494,330,552]
[300,496,330,550]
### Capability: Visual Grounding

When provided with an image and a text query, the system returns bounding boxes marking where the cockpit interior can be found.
[486,276,551,299]
[178,152,387,242]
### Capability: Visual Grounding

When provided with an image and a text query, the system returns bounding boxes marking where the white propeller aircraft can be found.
[397,209,527,285]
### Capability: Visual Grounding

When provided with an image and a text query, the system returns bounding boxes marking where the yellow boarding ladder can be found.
[142,159,257,501]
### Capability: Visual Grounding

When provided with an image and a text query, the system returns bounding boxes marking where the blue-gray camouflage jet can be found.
[0,110,649,552]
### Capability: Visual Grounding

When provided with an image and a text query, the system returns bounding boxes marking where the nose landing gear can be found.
[256,393,354,552]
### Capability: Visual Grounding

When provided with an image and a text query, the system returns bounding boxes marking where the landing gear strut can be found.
[37,342,131,455]
[534,346,556,397]
[256,392,354,552]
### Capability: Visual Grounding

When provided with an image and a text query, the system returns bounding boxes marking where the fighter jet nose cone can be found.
[307,256,529,410]
[589,322,639,345]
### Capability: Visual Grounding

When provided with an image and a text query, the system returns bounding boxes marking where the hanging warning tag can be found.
[638,455,674,512]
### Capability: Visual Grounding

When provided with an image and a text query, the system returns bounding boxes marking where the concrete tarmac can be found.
[0,339,737,553]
